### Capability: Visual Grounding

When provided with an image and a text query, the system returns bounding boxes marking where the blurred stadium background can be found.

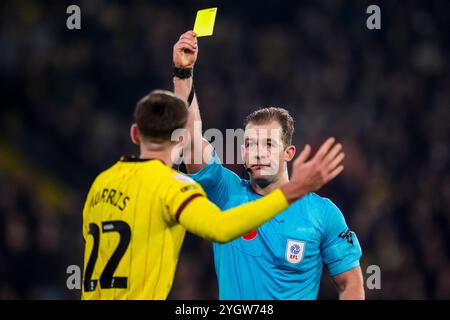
[0,0,449,299]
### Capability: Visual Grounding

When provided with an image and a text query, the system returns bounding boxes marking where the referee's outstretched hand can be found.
[173,30,198,68]
[280,137,344,203]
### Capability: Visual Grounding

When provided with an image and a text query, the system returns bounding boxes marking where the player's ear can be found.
[285,145,296,162]
[130,124,141,145]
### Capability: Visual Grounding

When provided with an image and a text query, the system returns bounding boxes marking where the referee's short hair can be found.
[134,90,187,143]
[244,107,295,147]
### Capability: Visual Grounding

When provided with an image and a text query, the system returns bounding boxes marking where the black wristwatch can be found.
[173,66,193,79]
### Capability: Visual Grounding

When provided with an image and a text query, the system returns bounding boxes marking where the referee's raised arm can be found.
[172,30,214,174]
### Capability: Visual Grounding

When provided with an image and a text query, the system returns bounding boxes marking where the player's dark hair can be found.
[244,107,295,147]
[134,90,187,143]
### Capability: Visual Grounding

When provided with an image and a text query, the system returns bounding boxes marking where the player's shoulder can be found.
[169,168,200,185]
[90,162,120,185]
[130,162,195,189]
[167,168,206,197]
[91,159,168,182]
[168,169,196,184]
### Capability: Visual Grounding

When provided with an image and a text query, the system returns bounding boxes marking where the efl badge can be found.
[285,240,305,264]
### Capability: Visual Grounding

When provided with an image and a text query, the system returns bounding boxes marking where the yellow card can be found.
[193,8,218,37]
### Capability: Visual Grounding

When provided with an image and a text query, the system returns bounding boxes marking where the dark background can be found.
[0,0,449,299]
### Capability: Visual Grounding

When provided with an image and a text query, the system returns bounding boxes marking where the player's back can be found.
[81,157,188,300]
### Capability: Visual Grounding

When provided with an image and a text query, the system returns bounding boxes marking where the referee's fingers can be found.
[295,144,311,165]
[180,40,197,50]
[323,143,342,165]
[327,165,344,182]
[179,31,192,38]
[180,33,198,43]
[313,137,335,161]
[176,41,196,52]
[180,30,196,38]
[327,152,345,172]
[177,38,197,49]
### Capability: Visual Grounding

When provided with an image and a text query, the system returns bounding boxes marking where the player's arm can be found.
[172,30,213,173]
[174,138,345,243]
[178,189,287,243]
[332,266,365,300]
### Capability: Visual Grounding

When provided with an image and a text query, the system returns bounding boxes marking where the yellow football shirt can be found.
[81,156,290,300]
[81,157,206,300]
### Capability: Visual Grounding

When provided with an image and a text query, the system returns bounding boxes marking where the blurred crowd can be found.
[1,0,449,299]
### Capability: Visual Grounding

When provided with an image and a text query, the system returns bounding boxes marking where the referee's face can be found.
[243,121,288,180]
